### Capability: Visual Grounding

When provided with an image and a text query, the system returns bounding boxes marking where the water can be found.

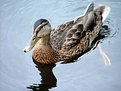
[0,0,121,91]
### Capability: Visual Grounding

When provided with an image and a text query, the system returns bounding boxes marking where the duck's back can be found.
[50,3,110,62]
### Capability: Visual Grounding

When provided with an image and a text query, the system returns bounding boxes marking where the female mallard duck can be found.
[24,3,110,64]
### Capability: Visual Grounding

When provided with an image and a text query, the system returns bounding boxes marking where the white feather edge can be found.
[102,5,110,22]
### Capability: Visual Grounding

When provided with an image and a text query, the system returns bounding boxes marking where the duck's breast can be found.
[32,44,59,64]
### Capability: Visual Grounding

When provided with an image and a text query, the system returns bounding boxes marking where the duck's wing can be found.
[59,24,85,51]
[50,3,95,52]
[50,19,79,52]
[50,3,110,57]
[50,17,93,53]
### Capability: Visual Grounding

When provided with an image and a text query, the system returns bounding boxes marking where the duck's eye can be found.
[39,25,44,30]
[35,29,40,35]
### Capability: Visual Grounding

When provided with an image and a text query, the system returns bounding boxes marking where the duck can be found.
[24,3,110,64]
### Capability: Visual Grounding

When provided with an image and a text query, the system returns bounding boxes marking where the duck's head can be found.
[24,19,52,52]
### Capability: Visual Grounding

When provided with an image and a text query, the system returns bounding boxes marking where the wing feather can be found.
[50,20,75,51]
[62,24,84,51]
[50,12,94,53]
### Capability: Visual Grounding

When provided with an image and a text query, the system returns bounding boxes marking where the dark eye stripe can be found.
[39,23,48,30]
[36,30,39,35]
[35,23,48,35]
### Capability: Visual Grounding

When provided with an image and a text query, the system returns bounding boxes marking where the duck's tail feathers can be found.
[102,5,110,22]
[95,5,110,22]
[83,2,94,15]
[84,3,110,22]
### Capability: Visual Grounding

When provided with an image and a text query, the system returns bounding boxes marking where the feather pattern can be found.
[29,3,110,64]
[49,3,109,63]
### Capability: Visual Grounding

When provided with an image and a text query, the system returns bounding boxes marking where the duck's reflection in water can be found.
[27,59,57,91]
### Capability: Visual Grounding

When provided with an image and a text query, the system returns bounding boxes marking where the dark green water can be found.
[0,0,121,91]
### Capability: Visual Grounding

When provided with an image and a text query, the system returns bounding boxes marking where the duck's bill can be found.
[23,45,33,53]
[23,36,40,53]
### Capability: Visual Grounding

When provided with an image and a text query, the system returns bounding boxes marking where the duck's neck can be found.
[39,35,50,45]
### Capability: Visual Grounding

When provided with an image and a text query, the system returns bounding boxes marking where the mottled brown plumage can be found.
[24,3,110,64]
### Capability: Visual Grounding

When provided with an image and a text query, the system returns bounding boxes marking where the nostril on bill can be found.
[24,50,27,53]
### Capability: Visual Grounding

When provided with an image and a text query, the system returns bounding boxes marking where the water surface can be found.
[0,0,121,91]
